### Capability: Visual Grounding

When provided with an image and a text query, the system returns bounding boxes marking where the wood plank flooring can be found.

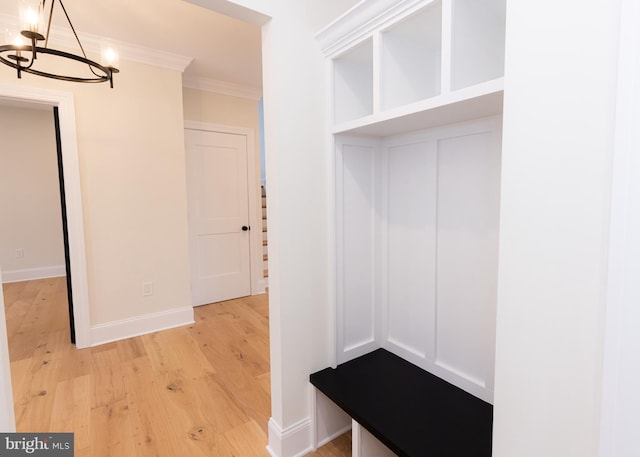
[3,277,350,457]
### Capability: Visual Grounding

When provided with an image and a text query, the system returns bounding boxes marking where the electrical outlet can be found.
[142,282,153,297]
[14,248,24,259]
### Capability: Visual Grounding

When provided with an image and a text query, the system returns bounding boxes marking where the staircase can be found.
[262,186,268,280]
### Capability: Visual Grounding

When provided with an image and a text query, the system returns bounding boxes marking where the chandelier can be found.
[0,0,119,88]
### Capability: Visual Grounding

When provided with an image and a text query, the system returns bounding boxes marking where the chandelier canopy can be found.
[0,0,119,88]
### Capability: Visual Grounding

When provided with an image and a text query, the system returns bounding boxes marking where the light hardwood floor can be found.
[3,277,350,457]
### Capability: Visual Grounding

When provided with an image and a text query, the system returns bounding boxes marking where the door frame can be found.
[0,83,91,349]
[184,120,266,298]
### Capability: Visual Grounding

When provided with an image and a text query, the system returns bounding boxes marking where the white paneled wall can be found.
[386,139,437,360]
[433,126,501,397]
[336,139,380,362]
[335,116,501,402]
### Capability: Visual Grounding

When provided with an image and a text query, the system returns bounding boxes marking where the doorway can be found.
[0,85,91,349]
[0,102,75,341]
[184,123,264,306]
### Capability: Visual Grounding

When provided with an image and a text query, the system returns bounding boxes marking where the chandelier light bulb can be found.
[19,0,42,34]
[101,43,119,69]
[25,8,38,30]
[5,29,24,46]
[12,35,26,47]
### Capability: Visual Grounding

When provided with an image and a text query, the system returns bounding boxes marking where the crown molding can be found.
[183,0,270,26]
[0,13,192,73]
[315,0,430,57]
[182,75,262,100]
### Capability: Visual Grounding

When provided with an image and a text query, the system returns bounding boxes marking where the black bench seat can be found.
[309,349,493,457]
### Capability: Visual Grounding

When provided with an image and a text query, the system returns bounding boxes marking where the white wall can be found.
[205,1,360,454]
[182,87,260,162]
[599,0,640,454]
[0,58,192,332]
[0,105,65,280]
[493,1,620,456]
[183,87,259,128]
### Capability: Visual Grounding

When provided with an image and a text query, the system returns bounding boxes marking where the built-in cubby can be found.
[380,2,442,110]
[333,39,374,124]
[325,0,505,132]
[315,0,506,455]
[451,0,506,90]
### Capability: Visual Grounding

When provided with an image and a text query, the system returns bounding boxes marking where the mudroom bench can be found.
[310,349,493,457]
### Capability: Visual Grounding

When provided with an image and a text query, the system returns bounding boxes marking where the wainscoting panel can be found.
[336,138,380,363]
[385,139,437,361]
[379,117,501,402]
[434,123,501,398]
[334,116,501,401]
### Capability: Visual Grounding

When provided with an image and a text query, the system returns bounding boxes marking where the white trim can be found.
[0,269,16,432]
[310,386,352,453]
[90,307,194,347]
[318,424,352,449]
[0,84,91,351]
[266,417,313,457]
[1,265,66,284]
[0,13,193,73]
[182,76,262,100]
[352,419,362,457]
[183,0,270,26]
[184,120,265,298]
[315,0,430,57]
[310,387,318,450]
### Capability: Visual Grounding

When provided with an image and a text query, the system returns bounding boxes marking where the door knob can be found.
[242,225,250,231]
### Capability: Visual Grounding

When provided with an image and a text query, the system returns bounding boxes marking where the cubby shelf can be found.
[332,76,503,136]
[380,2,443,111]
[323,0,506,134]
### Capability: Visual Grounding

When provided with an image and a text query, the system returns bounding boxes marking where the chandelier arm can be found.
[24,39,38,70]
[44,0,55,49]
[0,45,115,86]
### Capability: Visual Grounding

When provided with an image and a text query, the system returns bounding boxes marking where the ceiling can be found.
[0,0,263,92]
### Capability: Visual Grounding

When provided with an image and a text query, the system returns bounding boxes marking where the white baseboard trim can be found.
[1,265,66,283]
[90,306,195,347]
[267,417,313,457]
[318,424,352,448]
[257,278,268,293]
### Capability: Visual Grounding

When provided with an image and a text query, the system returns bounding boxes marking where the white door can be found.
[185,129,252,306]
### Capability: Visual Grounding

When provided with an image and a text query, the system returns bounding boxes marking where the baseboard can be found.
[318,423,352,448]
[257,277,268,293]
[1,265,66,283]
[90,306,195,347]
[266,417,313,457]
[314,388,352,448]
